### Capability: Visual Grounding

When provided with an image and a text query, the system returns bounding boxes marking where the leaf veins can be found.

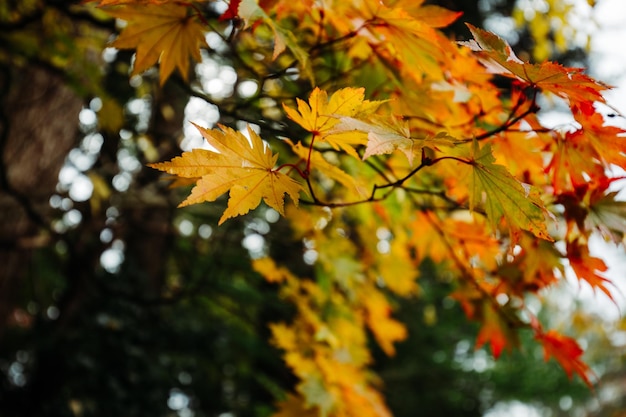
[149,124,304,224]
[105,3,208,84]
[466,140,551,240]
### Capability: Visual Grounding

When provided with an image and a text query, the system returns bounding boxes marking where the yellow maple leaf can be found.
[105,3,208,84]
[362,287,407,356]
[252,257,295,283]
[286,139,368,197]
[149,124,304,224]
[283,87,384,158]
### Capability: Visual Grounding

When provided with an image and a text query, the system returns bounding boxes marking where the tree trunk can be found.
[0,65,82,342]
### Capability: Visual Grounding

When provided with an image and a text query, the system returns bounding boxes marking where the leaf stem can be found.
[275,163,307,179]
[305,134,317,176]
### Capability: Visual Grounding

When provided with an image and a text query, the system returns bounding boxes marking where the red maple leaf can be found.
[219,0,242,21]
[535,330,595,387]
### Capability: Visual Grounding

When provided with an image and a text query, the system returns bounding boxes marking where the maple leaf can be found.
[286,139,368,197]
[374,236,419,296]
[148,124,304,224]
[283,87,384,158]
[497,234,564,294]
[389,1,463,28]
[571,106,626,168]
[105,3,208,84]
[329,115,456,165]
[475,302,515,359]
[462,24,608,107]
[557,177,626,242]
[535,330,594,387]
[464,139,551,240]
[234,0,314,80]
[253,257,294,283]
[362,288,407,356]
[405,4,463,28]
[586,190,626,242]
[363,5,453,82]
[567,242,616,303]
[219,0,242,21]
[546,130,607,195]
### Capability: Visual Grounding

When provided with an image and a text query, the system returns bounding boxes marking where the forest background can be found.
[1,1,626,417]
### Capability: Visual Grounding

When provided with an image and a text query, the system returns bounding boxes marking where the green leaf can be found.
[468,139,551,240]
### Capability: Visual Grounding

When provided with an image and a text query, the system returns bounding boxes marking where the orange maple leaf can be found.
[567,242,616,303]
[535,330,594,387]
[149,124,304,224]
[571,105,626,168]
[546,129,607,195]
[475,301,516,358]
[393,1,463,28]
[104,3,208,84]
[462,24,608,107]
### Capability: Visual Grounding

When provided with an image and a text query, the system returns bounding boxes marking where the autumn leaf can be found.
[273,394,319,417]
[363,5,452,81]
[464,139,551,240]
[571,105,626,168]
[330,115,456,165]
[286,139,368,197]
[496,234,564,294]
[298,375,336,415]
[567,242,616,303]
[586,190,626,242]
[475,301,516,359]
[283,87,384,158]
[219,0,242,21]
[105,3,208,84]
[374,235,419,296]
[253,257,294,283]
[236,0,314,79]
[548,144,601,196]
[462,24,608,107]
[547,106,626,194]
[149,124,304,224]
[535,330,594,387]
[557,177,626,242]
[407,4,463,28]
[546,129,607,195]
[362,288,407,355]
[389,1,463,29]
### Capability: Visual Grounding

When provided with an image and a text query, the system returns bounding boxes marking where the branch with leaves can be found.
[87,0,626,415]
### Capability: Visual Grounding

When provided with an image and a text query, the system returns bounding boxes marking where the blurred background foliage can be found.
[0,1,624,416]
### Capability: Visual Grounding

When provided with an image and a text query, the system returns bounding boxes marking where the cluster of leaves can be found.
[511,0,594,62]
[86,0,626,415]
